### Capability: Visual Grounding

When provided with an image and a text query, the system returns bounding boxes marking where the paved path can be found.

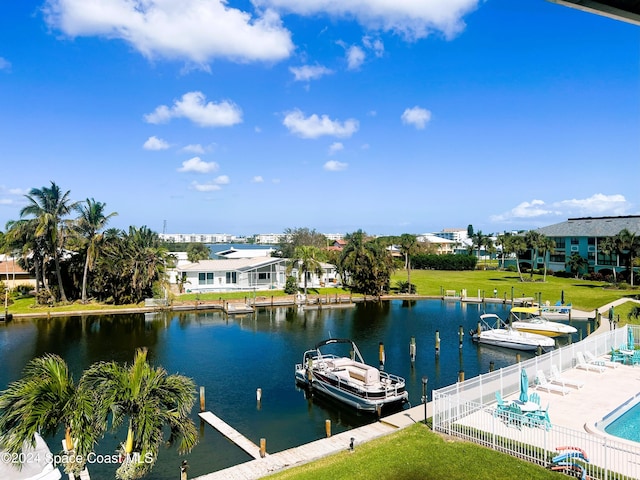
[191,403,433,480]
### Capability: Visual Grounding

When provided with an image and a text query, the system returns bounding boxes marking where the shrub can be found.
[396,281,416,294]
[284,276,298,294]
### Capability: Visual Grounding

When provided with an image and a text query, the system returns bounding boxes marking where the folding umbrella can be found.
[629,326,635,350]
[519,368,528,403]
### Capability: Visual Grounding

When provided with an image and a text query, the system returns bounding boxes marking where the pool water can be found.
[604,397,640,442]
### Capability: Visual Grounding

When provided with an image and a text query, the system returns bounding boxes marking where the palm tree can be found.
[598,236,617,282]
[537,235,556,282]
[0,354,100,475]
[495,232,512,269]
[4,218,47,300]
[567,252,588,279]
[93,226,169,304]
[524,230,543,278]
[507,235,527,281]
[20,182,78,302]
[614,229,640,287]
[288,245,323,296]
[471,230,487,263]
[74,198,118,303]
[398,233,419,288]
[81,348,197,480]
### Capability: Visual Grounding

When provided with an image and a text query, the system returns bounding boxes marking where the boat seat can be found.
[347,365,380,384]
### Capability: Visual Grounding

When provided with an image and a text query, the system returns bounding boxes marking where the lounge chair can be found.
[575,351,606,373]
[535,370,570,396]
[529,392,541,406]
[549,365,584,390]
[526,403,551,430]
[584,351,619,369]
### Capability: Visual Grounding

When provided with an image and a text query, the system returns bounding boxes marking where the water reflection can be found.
[0,300,593,479]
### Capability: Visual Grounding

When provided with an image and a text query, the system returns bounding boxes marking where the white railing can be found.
[432,325,640,480]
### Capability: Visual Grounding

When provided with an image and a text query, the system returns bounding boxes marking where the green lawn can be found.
[392,269,639,314]
[264,423,565,480]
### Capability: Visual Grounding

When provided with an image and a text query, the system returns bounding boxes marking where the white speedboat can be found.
[294,338,408,412]
[509,307,577,337]
[471,314,555,352]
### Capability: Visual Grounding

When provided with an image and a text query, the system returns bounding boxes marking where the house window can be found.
[258,272,270,280]
[199,273,214,285]
[570,237,579,245]
[587,237,596,246]
[553,237,565,249]
[226,272,237,284]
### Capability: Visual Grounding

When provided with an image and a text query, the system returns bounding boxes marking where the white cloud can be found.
[254,0,480,40]
[145,91,242,127]
[43,0,294,65]
[556,193,630,216]
[324,160,348,171]
[490,194,632,223]
[401,106,432,129]
[290,64,333,82]
[346,45,365,70]
[363,36,384,57]
[190,175,230,192]
[252,176,264,183]
[143,135,170,150]
[283,109,359,139]
[182,144,206,154]
[177,157,219,173]
[328,142,344,155]
[0,57,11,71]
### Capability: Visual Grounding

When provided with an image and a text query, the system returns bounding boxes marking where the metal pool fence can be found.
[432,325,640,480]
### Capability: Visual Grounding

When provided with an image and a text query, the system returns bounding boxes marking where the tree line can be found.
[0,181,170,305]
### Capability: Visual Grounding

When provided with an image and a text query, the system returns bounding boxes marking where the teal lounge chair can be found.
[610,347,625,364]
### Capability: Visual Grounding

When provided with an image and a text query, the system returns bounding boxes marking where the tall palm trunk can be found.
[53,252,67,302]
[81,254,90,303]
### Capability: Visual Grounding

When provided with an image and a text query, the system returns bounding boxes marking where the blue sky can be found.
[0,0,638,237]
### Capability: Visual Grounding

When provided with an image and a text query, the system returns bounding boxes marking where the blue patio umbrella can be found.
[628,326,635,350]
[519,368,529,403]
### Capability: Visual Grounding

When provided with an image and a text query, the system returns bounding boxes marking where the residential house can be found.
[177,257,288,293]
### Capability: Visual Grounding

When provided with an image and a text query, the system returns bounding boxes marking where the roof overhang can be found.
[548,0,640,25]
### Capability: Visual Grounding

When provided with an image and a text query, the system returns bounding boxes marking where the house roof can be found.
[418,234,456,244]
[178,257,285,272]
[534,215,640,237]
[0,255,29,275]
[213,247,274,259]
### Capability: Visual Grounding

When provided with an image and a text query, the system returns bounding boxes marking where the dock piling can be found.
[199,386,205,412]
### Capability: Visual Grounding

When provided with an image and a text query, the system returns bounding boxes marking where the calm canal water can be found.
[0,300,590,479]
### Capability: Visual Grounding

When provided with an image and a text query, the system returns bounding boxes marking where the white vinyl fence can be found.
[432,325,640,480]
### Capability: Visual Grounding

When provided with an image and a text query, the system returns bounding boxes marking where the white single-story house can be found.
[173,257,340,293]
[177,257,289,293]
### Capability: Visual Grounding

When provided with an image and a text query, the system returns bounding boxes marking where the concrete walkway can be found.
[191,403,433,480]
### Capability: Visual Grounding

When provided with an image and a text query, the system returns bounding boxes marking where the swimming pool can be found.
[598,393,640,443]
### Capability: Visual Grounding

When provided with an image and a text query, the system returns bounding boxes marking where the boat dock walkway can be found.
[193,403,433,480]
[199,411,264,460]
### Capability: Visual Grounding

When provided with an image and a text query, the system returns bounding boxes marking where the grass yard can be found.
[391,269,639,314]
[264,423,565,480]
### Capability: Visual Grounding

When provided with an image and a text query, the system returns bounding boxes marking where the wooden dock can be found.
[199,411,263,460]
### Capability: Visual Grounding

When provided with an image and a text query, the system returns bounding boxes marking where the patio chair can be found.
[494,391,510,418]
[526,403,551,430]
[549,365,584,390]
[632,351,640,367]
[505,402,523,429]
[574,351,606,373]
[609,347,626,364]
[528,392,541,406]
[534,370,570,396]
[584,351,619,369]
